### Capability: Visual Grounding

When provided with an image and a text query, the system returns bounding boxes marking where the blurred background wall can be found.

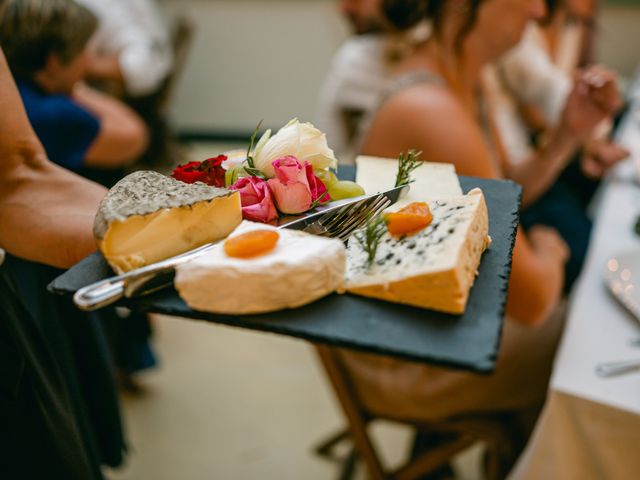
[157,0,640,136]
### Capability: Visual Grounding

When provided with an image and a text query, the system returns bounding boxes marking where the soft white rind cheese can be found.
[175,222,346,315]
[95,171,242,273]
[344,189,490,314]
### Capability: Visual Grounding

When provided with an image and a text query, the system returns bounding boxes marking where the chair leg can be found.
[339,448,360,480]
[314,428,351,458]
[315,346,387,480]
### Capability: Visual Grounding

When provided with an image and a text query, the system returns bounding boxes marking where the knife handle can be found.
[74,277,126,311]
[73,243,216,311]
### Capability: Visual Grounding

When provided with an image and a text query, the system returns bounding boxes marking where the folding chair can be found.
[314,345,514,480]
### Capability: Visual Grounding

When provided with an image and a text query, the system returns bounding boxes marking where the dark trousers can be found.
[0,265,103,480]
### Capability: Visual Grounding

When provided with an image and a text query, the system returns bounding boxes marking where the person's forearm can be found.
[506,228,565,327]
[0,145,106,269]
[0,48,107,268]
[86,55,125,85]
[505,125,580,207]
[73,83,148,166]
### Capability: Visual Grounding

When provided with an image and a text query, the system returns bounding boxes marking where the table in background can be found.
[512,100,640,479]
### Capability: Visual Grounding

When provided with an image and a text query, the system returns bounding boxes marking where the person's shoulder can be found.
[381,77,470,131]
[331,34,387,71]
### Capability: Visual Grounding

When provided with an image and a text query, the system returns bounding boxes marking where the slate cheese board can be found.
[50,168,521,373]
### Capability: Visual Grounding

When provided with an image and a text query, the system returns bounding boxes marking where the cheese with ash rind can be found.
[344,189,490,314]
[175,221,346,315]
[95,171,242,273]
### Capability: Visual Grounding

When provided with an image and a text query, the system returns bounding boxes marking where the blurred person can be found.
[78,0,176,168]
[0,0,154,393]
[79,0,172,99]
[0,0,148,187]
[318,1,430,160]
[491,0,627,289]
[336,0,619,475]
[317,34,389,160]
[0,44,114,478]
[320,2,621,289]
[339,0,387,34]
[539,0,597,73]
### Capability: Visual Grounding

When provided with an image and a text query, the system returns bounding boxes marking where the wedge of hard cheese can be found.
[94,171,242,273]
[344,189,490,314]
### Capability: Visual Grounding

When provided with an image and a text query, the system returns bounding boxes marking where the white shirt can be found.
[487,24,572,165]
[316,35,390,162]
[79,0,173,97]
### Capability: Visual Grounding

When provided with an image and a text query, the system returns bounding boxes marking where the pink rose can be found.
[305,163,330,205]
[267,156,313,214]
[230,176,279,223]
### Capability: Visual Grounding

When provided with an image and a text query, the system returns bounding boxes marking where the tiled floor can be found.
[106,315,483,480]
[104,142,484,479]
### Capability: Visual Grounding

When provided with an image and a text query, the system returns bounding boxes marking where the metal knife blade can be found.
[74,184,408,311]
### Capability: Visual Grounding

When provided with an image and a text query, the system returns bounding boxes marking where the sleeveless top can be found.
[354,69,445,155]
[356,68,505,175]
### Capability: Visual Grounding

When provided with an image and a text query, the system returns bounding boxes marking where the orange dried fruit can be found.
[386,202,433,236]
[224,230,280,258]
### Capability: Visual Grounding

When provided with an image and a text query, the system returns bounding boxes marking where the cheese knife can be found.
[73,184,408,311]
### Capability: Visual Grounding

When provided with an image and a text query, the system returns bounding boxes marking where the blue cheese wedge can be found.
[94,171,242,273]
[344,189,490,314]
[175,221,346,314]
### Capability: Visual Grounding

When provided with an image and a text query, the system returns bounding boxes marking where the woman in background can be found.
[338,0,619,474]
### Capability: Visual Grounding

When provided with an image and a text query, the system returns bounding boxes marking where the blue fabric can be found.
[17,81,99,171]
[521,176,593,293]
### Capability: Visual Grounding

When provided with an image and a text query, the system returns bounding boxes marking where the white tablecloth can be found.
[512,107,640,479]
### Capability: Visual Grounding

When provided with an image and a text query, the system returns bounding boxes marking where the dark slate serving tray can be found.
[50,167,521,373]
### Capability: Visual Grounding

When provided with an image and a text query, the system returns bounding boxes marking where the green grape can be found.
[315,169,339,188]
[328,180,366,200]
[225,166,248,187]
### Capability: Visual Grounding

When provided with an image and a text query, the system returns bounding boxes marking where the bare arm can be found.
[362,84,501,178]
[361,85,567,326]
[86,54,125,87]
[72,83,148,168]
[504,66,622,206]
[504,122,579,207]
[0,49,106,269]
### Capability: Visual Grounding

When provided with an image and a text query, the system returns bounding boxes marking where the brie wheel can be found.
[175,222,346,315]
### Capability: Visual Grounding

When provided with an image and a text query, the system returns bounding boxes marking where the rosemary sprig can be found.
[394,149,423,187]
[354,214,388,268]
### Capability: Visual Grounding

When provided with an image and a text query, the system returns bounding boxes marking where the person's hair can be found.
[540,0,558,24]
[0,0,97,79]
[382,0,484,50]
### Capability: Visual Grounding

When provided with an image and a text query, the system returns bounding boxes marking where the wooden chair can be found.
[156,15,195,115]
[314,345,515,480]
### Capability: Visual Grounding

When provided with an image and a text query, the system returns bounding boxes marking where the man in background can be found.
[338,0,386,34]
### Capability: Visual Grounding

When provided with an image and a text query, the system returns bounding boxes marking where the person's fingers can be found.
[581,155,605,179]
[578,66,621,113]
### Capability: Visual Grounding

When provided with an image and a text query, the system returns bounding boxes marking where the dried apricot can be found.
[224,230,280,258]
[386,202,433,236]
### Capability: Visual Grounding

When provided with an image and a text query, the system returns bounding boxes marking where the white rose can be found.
[221,149,248,170]
[253,119,338,178]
